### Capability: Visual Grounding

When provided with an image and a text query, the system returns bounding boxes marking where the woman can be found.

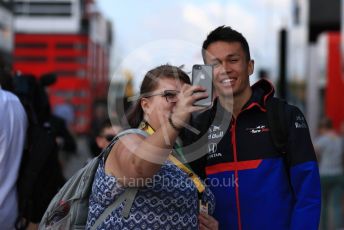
[86,64,218,229]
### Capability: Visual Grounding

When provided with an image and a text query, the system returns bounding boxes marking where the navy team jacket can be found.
[182,79,321,230]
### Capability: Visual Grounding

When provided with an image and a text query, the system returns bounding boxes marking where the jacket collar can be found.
[211,79,275,115]
[241,79,275,111]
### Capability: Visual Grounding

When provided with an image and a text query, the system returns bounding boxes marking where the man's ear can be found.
[248,59,254,76]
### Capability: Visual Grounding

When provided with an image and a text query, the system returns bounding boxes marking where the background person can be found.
[95,118,122,151]
[315,117,344,229]
[0,86,28,230]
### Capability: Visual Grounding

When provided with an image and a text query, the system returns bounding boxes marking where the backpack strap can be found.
[103,128,148,159]
[90,188,138,230]
[121,188,139,218]
[266,97,289,153]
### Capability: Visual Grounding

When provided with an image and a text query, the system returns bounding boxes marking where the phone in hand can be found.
[192,64,213,107]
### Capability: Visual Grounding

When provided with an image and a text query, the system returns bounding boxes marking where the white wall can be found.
[14,0,81,33]
[0,6,13,52]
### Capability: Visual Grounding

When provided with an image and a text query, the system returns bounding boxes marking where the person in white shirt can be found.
[0,87,28,230]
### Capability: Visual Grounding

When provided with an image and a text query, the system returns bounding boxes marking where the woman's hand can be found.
[171,84,208,129]
[198,213,219,230]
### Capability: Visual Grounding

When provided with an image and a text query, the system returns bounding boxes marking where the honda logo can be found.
[208,143,217,154]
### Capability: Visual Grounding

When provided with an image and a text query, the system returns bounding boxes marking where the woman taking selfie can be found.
[86,64,218,230]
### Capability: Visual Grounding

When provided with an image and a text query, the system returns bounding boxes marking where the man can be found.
[87,118,122,161]
[314,118,343,229]
[0,87,27,229]
[95,118,122,150]
[183,26,321,229]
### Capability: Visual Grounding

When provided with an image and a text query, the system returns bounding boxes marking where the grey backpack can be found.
[39,129,148,230]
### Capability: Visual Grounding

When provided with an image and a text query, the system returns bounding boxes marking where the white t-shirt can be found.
[315,132,343,176]
[0,89,27,230]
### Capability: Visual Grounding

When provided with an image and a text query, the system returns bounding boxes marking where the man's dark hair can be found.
[202,25,251,62]
[96,118,121,136]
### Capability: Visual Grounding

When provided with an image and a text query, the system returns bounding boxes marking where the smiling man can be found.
[184,26,321,230]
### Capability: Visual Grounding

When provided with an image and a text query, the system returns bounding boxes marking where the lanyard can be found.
[139,122,205,194]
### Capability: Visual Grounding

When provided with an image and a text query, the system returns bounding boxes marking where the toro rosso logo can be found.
[246,125,269,134]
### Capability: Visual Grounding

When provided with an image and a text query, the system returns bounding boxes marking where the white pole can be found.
[306,43,319,139]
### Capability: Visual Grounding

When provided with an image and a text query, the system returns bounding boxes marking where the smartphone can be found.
[192,64,213,107]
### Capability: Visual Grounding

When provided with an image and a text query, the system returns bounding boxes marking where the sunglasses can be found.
[101,134,116,142]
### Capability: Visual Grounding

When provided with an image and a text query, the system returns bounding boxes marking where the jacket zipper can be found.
[231,118,242,230]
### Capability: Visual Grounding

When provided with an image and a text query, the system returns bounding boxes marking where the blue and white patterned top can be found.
[86,157,215,230]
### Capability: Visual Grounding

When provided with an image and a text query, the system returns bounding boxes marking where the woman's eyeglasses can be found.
[145,90,180,103]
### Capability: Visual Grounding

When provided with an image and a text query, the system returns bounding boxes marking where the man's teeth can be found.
[221,79,234,84]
